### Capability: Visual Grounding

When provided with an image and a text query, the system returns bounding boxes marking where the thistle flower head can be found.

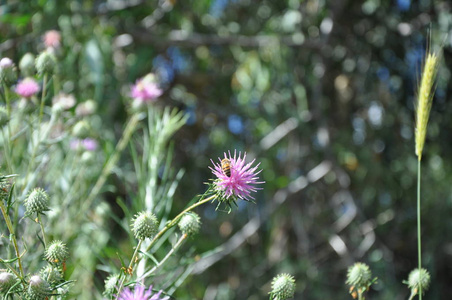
[76,99,97,116]
[27,275,52,300]
[70,138,98,152]
[415,51,440,160]
[43,30,61,49]
[131,211,159,240]
[72,120,91,139]
[52,92,76,111]
[407,268,430,296]
[117,285,166,300]
[45,240,69,264]
[15,78,40,98]
[35,50,57,75]
[131,74,163,104]
[0,58,13,68]
[178,212,201,236]
[24,188,49,214]
[210,150,264,209]
[346,262,376,297]
[0,57,16,86]
[269,273,296,300]
[0,271,16,294]
[40,265,63,284]
[19,53,36,76]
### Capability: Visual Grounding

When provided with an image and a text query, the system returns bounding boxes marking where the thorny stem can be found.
[37,214,47,248]
[0,200,24,278]
[81,113,142,214]
[417,158,422,300]
[116,239,143,298]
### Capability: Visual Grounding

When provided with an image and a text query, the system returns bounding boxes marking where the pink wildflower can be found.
[70,138,98,151]
[43,30,61,49]
[210,150,264,203]
[131,74,163,103]
[0,58,13,68]
[117,285,166,300]
[15,78,40,98]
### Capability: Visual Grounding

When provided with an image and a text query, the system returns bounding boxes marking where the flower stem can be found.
[115,239,143,298]
[38,74,48,127]
[81,113,142,214]
[417,158,422,300]
[0,200,24,278]
[37,214,47,249]
[144,194,216,253]
[139,233,187,280]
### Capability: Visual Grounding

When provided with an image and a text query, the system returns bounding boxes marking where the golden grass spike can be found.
[415,52,440,160]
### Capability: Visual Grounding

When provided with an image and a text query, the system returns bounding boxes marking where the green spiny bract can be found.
[178,212,201,236]
[269,273,296,300]
[19,53,36,77]
[27,275,52,300]
[131,211,159,240]
[24,188,50,215]
[35,51,57,75]
[346,262,376,298]
[40,265,63,284]
[407,268,430,297]
[103,274,120,297]
[0,271,17,294]
[45,240,69,264]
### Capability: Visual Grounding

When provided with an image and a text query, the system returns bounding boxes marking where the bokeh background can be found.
[1,0,452,299]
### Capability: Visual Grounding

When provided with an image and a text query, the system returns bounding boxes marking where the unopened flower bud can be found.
[178,212,201,236]
[45,240,68,264]
[269,273,296,300]
[76,99,97,116]
[131,211,159,240]
[0,58,17,86]
[103,274,120,297]
[35,51,57,75]
[19,53,36,76]
[27,275,51,300]
[25,188,49,214]
[0,271,16,294]
[0,107,9,127]
[72,120,91,139]
[40,265,63,284]
[407,268,430,296]
[346,262,373,293]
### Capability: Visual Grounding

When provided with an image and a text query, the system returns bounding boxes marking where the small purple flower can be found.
[210,150,264,205]
[15,78,40,98]
[117,285,165,300]
[131,74,163,103]
[70,138,98,151]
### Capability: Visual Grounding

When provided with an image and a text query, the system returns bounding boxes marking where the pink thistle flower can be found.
[43,30,61,49]
[70,138,98,151]
[0,58,13,68]
[131,74,163,103]
[117,285,166,300]
[210,150,264,207]
[15,78,40,98]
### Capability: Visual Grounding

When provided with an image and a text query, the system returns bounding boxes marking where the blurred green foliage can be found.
[1,0,452,299]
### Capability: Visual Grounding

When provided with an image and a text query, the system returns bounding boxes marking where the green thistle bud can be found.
[24,188,50,214]
[131,211,159,240]
[103,274,120,297]
[0,58,17,86]
[35,51,57,75]
[45,240,68,264]
[269,273,296,300]
[407,268,430,296]
[178,212,201,236]
[0,271,16,294]
[72,120,91,139]
[346,262,372,291]
[40,265,63,284]
[27,275,52,300]
[19,53,36,77]
[0,107,9,127]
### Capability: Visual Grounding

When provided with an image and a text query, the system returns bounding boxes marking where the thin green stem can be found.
[81,113,141,214]
[0,200,24,278]
[140,233,187,280]
[144,194,216,253]
[358,291,364,300]
[115,239,143,298]
[37,214,47,248]
[38,74,48,127]
[417,158,422,300]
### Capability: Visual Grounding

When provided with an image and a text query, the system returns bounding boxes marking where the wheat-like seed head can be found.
[415,52,440,160]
